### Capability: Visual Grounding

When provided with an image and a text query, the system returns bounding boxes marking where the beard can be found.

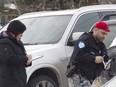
[95,35,105,42]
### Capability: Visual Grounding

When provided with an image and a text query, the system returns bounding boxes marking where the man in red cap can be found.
[67,21,110,87]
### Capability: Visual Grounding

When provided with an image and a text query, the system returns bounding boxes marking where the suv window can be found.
[73,12,100,32]
[68,11,116,46]
[104,24,116,47]
[21,15,72,44]
[72,11,116,33]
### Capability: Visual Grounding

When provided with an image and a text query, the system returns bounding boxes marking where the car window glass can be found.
[72,12,101,33]
[72,11,116,33]
[104,24,116,47]
[68,11,116,46]
[100,11,116,21]
[21,15,72,44]
[67,12,101,45]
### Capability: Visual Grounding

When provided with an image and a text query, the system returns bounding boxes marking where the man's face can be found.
[94,28,108,42]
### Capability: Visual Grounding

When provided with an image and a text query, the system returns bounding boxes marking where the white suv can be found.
[1,4,116,87]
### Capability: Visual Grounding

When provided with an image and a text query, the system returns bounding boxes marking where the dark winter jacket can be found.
[0,31,30,87]
[70,32,109,80]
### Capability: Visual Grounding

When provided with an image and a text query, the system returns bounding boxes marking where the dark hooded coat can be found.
[0,31,30,87]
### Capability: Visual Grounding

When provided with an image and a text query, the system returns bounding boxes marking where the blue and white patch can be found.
[78,41,85,48]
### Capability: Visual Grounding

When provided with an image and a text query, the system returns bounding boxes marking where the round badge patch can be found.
[78,41,85,48]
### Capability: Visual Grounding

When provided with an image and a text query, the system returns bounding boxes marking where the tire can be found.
[28,75,58,87]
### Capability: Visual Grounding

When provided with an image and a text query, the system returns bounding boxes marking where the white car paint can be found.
[102,76,116,87]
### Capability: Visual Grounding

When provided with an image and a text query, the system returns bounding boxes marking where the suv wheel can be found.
[28,75,58,87]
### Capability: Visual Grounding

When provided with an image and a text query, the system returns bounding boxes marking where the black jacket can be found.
[0,31,30,87]
[70,32,109,80]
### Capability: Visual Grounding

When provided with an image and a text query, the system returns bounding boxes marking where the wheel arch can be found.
[27,65,62,87]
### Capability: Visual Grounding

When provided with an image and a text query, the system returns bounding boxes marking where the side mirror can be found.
[68,32,84,46]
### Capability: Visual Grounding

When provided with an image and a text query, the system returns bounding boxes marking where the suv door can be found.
[65,12,116,86]
[66,11,116,63]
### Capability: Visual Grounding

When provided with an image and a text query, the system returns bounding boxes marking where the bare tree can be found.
[12,0,21,15]
[1,0,116,26]
[98,0,112,4]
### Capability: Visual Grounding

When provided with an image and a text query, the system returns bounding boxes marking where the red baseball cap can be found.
[94,21,110,32]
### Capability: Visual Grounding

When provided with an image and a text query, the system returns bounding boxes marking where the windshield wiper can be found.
[24,41,56,45]
[24,43,38,45]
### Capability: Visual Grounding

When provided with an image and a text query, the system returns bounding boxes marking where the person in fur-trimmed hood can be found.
[0,20,32,87]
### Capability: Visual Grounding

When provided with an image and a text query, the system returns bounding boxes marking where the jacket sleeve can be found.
[0,43,28,66]
[72,39,95,64]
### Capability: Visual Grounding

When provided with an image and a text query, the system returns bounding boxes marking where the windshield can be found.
[21,15,72,44]
[1,15,72,44]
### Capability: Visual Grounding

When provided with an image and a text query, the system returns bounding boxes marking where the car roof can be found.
[16,4,116,20]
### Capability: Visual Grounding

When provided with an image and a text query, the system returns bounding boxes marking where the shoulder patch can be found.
[78,41,85,48]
